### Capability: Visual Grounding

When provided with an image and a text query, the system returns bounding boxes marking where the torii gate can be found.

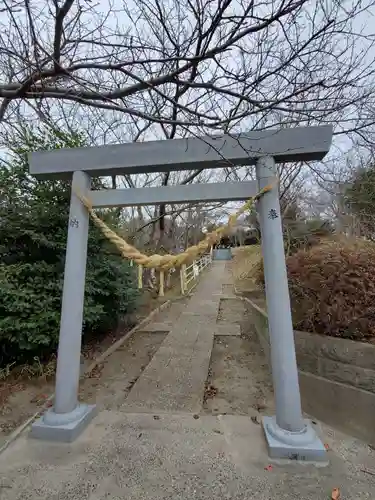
[28,125,332,461]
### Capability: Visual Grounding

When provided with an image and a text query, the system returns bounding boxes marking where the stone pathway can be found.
[123,262,235,413]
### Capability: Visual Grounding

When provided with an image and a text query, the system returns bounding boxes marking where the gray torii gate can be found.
[28,125,332,461]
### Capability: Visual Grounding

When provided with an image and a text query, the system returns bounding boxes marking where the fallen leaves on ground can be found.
[331,487,340,499]
[88,364,104,379]
[254,401,267,412]
[30,393,49,404]
[361,467,375,476]
[0,382,25,408]
[204,383,218,400]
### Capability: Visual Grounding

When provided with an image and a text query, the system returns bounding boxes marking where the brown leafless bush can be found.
[285,238,375,341]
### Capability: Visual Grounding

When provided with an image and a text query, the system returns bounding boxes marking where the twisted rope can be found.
[75,184,272,270]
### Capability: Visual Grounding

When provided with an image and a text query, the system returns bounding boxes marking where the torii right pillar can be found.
[256,156,326,462]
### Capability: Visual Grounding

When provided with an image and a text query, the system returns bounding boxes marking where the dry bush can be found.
[283,237,375,341]
[231,246,262,289]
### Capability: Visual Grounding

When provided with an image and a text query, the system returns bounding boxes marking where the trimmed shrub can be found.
[283,238,375,341]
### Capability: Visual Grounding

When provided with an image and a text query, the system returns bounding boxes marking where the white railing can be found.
[180,252,212,295]
[134,248,213,297]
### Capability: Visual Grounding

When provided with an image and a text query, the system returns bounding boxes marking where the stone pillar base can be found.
[30,404,97,443]
[262,416,327,463]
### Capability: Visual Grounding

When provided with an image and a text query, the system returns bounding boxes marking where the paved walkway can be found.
[124,262,233,413]
[0,262,375,499]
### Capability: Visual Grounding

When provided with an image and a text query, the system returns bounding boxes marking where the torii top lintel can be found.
[29,125,332,180]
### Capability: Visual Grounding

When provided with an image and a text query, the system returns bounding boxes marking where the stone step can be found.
[137,322,173,332]
[122,321,214,413]
[214,323,241,336]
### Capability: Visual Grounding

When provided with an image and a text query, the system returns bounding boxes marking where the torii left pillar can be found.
[30,171,97,441]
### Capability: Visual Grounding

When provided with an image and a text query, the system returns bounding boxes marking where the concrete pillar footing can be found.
[262,416,326,462]
[30,404,97,443]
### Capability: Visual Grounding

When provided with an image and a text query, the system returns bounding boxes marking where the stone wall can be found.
[244,295,375,446]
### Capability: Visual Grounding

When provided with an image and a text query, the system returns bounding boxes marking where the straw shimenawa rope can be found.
[75,184,272,271]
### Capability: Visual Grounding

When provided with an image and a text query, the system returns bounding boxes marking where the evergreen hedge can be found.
[0,126,138,366]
